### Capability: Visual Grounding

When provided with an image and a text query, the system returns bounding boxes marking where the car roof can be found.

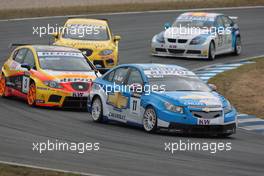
[118,63,189,71]
[27,45,81,52]
[65,18,108,26]
[179,12,222,18]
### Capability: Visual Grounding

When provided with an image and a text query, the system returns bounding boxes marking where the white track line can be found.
[238,118,264,123]
[192,55,264,72]
[0,160,104,176]
[240,125,264,131]
[0,6,263,22]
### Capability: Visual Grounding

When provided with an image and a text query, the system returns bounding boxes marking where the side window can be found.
[13,49,27,64]
[222,16,233,28]
[12,50,18,60]
[104,70,115,82]
[127,68,143,85]
[215,16,224,27]
[23,50,36,69]
[112,67,129,85]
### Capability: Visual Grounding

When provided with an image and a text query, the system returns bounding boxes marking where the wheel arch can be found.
[210,39,216,47]
[92,94,102,103]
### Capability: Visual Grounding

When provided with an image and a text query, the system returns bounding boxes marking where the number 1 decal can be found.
[130,97,140,115]
[22,76,30,93]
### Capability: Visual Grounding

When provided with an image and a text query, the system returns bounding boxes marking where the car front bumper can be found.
[164,122,236,135]
[35,86,89,108]
[151,41,210,58]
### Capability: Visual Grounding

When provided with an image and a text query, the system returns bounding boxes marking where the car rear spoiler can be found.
[9,43,31,49]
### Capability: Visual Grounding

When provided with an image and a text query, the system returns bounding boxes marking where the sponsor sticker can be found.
[37,52,83,57]
[144,67,194,78]
[72,92,89,97]
[198,119,211,125]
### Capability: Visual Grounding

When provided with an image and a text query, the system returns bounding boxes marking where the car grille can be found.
[168,49,185,54]
[191,110,222,119]
[80,49,93,57]
[168,123,236,134]
[48,95,62,103]
[155,48,166,52]
[168,38,176,43]
[167,38,188,43]
[187,50,202,54]
[177,39,188,43]
[71,82,89,91]
[63,97,87,108]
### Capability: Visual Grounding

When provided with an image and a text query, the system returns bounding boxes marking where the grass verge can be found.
[208,58,264,118]
[0,0,264,19]
[0,163,80,176]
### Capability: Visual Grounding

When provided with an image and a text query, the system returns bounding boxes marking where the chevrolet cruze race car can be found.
[88,64,237,136]
[52,18,121,68]
[151,12,242,60]
[0,44,100,108]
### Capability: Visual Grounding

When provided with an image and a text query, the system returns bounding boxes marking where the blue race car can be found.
[88,64,237,136]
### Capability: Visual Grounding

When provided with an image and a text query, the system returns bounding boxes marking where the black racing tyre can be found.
[208,41,216,60]
[233,36,242,55]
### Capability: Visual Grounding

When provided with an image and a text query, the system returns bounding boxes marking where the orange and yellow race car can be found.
[0,44,100,108]
[52,18,121,68]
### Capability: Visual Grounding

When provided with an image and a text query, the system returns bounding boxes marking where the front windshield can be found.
[148,76,211,92]
[173,15,215,28]
[62,24,109,41]
[37,52,92,71]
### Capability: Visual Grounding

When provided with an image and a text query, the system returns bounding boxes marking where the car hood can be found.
[163,27,210,40]
[54,38,115,50]
[155,91,223,107]
[40,70,97,83]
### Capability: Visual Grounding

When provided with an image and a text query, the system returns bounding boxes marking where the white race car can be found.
[151,12,242,60]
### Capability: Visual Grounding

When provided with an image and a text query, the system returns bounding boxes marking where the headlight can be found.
[155,31,165,43]
[190,35,207,45]
[44,81,62,89]
[164,101,183,114]
[99,49,113,56]
[224,100,232,114]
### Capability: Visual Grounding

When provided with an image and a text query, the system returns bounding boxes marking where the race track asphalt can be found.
[0,7,264,176]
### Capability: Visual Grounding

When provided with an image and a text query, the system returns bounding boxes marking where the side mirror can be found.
[208,84,217,91]
[114,35,121,42]
[51,32,59,39]
[164,22,172,29]
[21,63,31,70]
[233,23,238,29]
[130,83,143,94]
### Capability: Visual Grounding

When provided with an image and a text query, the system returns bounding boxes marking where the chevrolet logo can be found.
[202,107,211,113]
[107,92,128,109]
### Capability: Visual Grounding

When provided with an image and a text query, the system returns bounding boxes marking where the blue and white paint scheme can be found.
[151,12,242,60]
[88,63,237,136]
